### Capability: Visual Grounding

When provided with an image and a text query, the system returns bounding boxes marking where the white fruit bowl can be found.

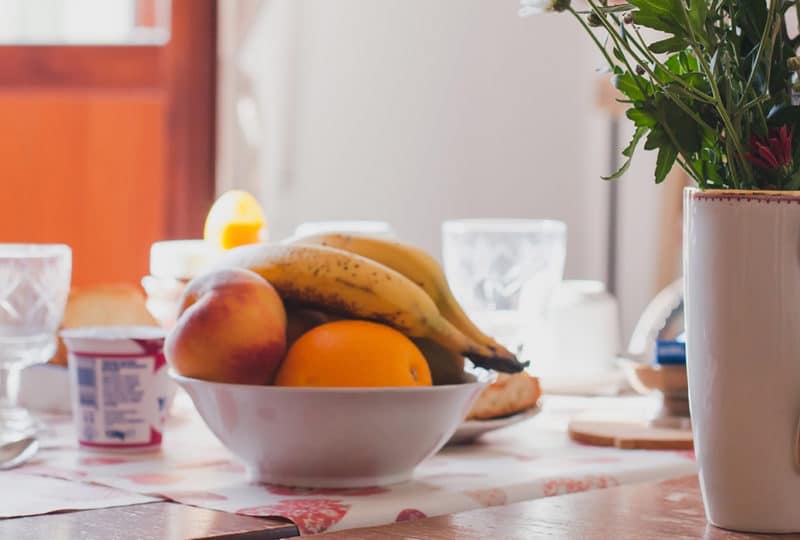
[172,373,486,488]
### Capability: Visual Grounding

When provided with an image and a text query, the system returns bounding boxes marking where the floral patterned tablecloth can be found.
[0,472,158,518]
[9,394,696,535]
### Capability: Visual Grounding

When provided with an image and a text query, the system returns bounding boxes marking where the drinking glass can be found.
[442,219,567,362]
[0,244,71,440]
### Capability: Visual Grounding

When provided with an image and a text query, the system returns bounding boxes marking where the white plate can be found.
[447,405,541,445]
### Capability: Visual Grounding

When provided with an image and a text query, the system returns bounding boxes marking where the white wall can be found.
[219,0,667,343]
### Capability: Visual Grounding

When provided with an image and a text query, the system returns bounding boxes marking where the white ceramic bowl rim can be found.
[170,371,484,393]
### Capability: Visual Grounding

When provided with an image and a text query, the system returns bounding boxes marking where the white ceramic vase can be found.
[684,188,800,532]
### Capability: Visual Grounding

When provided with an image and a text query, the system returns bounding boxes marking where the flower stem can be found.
[674,0,749,188]
[586,0,715,105]
[677,156,704,186]
[627,24,715,104]
[743,0,779,98]
[583,1,650,93]
[567,7,616,69]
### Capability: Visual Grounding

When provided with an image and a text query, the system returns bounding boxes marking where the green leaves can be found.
[631,9,681,34]
[737,0,768,45]
[655,145,678,183]
[685,0,708,38]
[609,47,707,185]
[650,37,688,54]
[626,108,657,128]
[562,0,800,189]
[768,105,800,130]
[627,0,673,16]
[664,51,699,74]
[628,0,707,40]
[612,72,649,101]
[660,98,702,153]
[785,171,800,191]
[628,0,681,33]
[603,126,648,181]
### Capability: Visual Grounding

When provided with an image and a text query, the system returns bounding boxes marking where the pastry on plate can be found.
[467,372,541,420]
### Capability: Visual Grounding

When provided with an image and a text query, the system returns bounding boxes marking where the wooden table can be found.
[0,502,299,540]
[317,476,796,539]
[5,475,795,538]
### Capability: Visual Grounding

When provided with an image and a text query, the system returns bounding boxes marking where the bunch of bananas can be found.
[215,233,527,374]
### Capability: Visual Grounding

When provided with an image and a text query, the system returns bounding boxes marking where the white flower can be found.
[519,0,555,16]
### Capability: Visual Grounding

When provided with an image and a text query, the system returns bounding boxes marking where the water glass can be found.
[442,219,566,359]
[0,244,71,439]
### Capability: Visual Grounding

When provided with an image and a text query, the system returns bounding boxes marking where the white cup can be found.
[528,280,620,379]
[61,326,170,452]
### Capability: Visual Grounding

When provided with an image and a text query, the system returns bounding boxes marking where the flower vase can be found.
[684,188,800,532]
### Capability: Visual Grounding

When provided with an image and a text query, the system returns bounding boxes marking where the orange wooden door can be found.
[0,1,215,287]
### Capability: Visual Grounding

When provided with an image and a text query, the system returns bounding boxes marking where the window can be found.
[0,0,170,45]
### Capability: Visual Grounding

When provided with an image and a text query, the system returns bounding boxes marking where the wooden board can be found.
[568,417,693,450]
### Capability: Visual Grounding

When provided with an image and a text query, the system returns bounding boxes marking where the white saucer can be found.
[447,405,541,445]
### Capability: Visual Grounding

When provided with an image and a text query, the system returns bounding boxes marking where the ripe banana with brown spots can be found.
[289,232,520,366]
[215,243,527,373]
[412,338,471,385]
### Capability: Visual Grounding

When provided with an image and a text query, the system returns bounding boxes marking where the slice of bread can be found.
[50,284,158,366]
[61,284,157,329]
[467,372,541,420]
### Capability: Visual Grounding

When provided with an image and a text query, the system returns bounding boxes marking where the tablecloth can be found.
[0,472,158,518]
[9,393,696,534]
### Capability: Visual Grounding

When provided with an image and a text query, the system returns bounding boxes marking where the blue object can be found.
[655,339,686,366]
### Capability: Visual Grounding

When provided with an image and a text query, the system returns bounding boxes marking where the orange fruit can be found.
[274,320,432,387]
[204,190,266,250]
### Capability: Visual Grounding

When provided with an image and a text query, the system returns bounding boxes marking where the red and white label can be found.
[70,352,169,450]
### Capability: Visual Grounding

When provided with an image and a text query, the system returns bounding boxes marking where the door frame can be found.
[0,0,217,239]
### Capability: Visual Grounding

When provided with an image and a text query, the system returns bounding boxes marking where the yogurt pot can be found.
[61,326,170,452]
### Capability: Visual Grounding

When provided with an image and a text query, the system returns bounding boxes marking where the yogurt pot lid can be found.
[60,325,167,341]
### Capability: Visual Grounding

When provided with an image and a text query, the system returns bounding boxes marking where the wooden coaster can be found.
[568,417,693,450]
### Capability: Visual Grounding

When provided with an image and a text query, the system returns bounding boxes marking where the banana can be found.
[412,338,469,385]
[216,243,527,373]
[285,306,340,347]
[288,233,519,365]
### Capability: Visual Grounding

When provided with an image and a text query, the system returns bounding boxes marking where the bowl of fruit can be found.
[166,234,527,487]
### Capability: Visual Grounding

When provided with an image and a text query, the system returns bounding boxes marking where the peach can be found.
[165,268,287,384]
